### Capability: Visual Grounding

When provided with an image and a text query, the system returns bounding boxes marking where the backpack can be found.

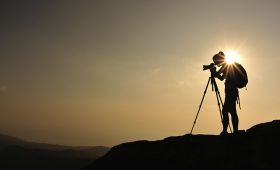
[231,63,248,88]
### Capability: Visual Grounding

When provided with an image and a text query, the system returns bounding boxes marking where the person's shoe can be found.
[233,130,245,135]
[220,131,228,136]
[233,128,239,133]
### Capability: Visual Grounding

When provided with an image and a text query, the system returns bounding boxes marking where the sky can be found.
[1,0,280,146]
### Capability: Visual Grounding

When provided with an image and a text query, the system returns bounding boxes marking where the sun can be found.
[224,50,241,64]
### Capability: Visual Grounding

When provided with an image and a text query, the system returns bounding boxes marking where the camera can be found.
[203,63,215,71]
[203,63,217,77]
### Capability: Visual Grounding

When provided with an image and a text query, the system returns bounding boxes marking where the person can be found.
[212,51,239,135]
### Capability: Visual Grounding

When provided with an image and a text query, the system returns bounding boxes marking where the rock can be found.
[84,120,280,170]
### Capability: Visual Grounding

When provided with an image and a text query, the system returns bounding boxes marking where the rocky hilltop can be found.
[84,120,280,170]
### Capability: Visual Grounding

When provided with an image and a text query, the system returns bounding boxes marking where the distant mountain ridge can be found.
[0,134,110,170]
[0,134,108,153]
[84,120,280,170]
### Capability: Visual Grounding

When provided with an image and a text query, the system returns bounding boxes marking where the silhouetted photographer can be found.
[191,51,248,135]
[211,51,248,135]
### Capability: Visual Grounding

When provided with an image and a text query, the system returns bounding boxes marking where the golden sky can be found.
[0,0,280,146]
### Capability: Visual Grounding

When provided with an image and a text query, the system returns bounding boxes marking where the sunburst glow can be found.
[225,50,241,64]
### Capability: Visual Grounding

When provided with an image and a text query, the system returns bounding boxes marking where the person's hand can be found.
[210,67,217,77]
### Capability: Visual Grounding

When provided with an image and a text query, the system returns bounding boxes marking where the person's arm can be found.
[213,65,225,81]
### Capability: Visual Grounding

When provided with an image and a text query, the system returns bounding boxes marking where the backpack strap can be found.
[236,90,241,110]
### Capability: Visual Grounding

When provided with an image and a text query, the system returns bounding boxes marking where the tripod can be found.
[190,76,232,134]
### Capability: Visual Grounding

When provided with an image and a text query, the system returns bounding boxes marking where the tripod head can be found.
[203,63,217,78]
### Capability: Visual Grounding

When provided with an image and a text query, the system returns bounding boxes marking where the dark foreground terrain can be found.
[0,134,109,170]
[84,120,280,170]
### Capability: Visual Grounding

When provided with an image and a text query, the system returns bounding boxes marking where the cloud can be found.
[0,86,8,92]
[176,81,185,86]
[151,68,161,75]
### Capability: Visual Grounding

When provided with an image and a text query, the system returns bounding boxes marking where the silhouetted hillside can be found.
[84,120,280,170]
[0,134,110,170]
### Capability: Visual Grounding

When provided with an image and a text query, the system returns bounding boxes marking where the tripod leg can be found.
[214,89,223,121]
[217,90,224,108]
[190,77,211,134]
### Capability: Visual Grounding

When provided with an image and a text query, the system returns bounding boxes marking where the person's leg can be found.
[229,88,239,133]
[230,108,239,133]
[222,107,229,133]
[222,92,229,134]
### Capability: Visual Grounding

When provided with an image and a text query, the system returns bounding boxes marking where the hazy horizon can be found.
[1,0,280,146]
